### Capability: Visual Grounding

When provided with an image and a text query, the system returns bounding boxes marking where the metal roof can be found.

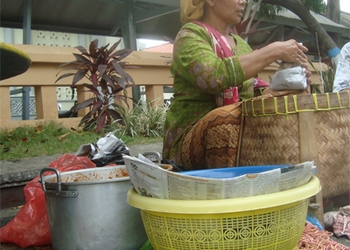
[274,8,348,33]
[0,0,348,49]
[341,11,350,25]
[0,0,181,43]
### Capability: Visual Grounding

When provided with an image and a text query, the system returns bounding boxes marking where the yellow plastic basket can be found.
[127,176,320,250]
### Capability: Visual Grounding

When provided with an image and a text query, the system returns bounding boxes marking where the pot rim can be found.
[41,165,130,186]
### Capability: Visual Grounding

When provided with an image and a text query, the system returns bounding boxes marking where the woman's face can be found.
[210,0,246,25]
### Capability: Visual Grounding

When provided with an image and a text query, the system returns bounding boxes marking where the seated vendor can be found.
[162,0,312,170]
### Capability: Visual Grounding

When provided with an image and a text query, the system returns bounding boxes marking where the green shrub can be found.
[309,59,335,93]
[112,99,168,138]
[0,118,164,160]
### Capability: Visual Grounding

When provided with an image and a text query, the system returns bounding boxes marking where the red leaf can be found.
[91,73,98,88]
[126,73,136,86]
[91,101,103,114]
[96,112,107,132]
[75,45,89,55]
[107,40,122,58]
[98,65,108,75]
[112,61,128,84]
[78,111,92,127]
[73,53,91,64]
[72,69,88,85]
[110,48,133,60]
[100,78,108,93]
[54,72,76,83]
[80,83,100,95]
[89,40,99,56]
[111,75,125,89]
[102,74,114,87]
[109,109,124,125]
[72,98,95,112]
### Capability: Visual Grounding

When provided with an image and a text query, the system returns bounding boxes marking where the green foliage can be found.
[256,3,283,22]
[252,0,326,21]
[309,59,335,93]
[303,0,326,13]
[0,121,163,161]
[112,99,168,138]
[55,39,135,133]
[319,66,335,93]
[0,122,95,160]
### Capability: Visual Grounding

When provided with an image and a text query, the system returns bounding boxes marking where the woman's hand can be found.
[277,39,309,68]
[240,39,311,81]
[277,40,312,86]
[305,69,312,86]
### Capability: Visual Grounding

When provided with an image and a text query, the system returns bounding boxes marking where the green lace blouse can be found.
[162,22,254,164]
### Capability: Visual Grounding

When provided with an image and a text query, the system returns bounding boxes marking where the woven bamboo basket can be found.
[239,91,350,198]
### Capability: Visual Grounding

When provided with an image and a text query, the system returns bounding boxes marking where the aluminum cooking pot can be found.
[40,166,147,250]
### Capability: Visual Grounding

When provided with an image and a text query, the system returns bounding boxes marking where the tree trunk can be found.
[262,0,338,58]
[326,0,341,23]
[325,0,341,45]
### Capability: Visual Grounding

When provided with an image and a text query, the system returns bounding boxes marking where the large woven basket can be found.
[239,91,350,198]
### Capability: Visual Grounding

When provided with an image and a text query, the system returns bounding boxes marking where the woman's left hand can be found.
[305,69,312,86]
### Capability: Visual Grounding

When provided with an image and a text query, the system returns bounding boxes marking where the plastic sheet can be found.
[0,154,96,248]
[333,42,350,92]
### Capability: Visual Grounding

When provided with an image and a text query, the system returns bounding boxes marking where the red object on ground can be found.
[0,154,96,248]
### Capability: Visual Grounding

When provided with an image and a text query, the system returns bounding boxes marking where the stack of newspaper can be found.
[123,154,316,200]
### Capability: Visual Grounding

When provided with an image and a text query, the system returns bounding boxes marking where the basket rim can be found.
[127,176,320,214]
[242,91,350,116]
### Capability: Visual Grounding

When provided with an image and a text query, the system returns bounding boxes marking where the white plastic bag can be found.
[75,132,130,167]
[270,64,307,91]
[333,42,350,92]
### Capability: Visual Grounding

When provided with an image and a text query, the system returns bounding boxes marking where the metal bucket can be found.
[40,166,147,250]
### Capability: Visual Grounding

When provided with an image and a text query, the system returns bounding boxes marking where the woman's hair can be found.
[180,0,205,23]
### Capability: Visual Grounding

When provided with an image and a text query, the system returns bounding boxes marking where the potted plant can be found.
[55,39,135,132]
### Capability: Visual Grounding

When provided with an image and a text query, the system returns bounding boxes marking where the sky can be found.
[325,0,350,13]
[340,0,350,13]
[138,39,168,49]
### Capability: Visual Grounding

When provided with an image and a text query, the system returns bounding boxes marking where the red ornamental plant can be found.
[55,39,135,132]
[231,17,263,40]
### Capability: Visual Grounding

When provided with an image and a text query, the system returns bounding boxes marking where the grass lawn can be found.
[0,121,162,161]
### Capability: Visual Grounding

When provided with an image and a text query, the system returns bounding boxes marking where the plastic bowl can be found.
[127,176,320,250]
[181,164,291,179]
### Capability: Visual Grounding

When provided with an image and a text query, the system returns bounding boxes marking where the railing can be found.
[0,44,173,130]
[0,44,323,130]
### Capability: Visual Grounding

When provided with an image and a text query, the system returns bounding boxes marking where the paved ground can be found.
[0,142,163,250]
[1,142,349,249]
[0,143,163,187]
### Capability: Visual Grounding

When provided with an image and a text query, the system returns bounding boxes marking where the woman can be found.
[162,0,311,170]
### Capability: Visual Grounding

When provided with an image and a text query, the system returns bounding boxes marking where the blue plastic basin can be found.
[181,165,292,179]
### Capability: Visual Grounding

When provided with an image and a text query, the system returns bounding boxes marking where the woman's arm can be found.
[173,23,309,91]
[239,40,309,80]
